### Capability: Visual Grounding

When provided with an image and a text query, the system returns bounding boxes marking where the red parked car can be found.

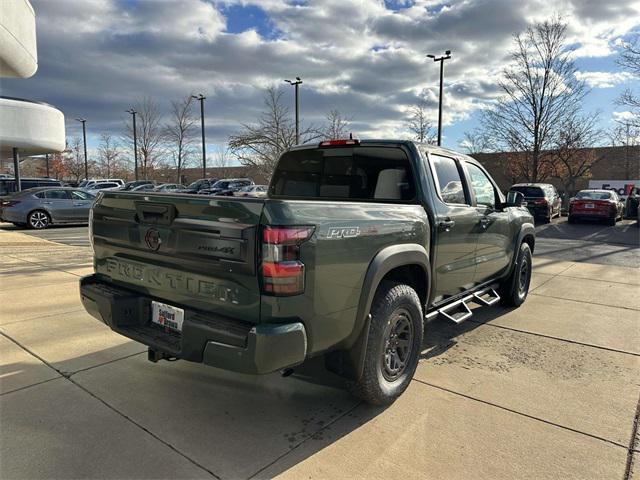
[568,189,625,226]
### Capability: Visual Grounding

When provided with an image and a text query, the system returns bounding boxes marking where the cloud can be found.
[575,71,634,88]
[1,0,638,152]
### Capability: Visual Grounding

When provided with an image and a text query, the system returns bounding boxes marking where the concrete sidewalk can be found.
[1,227,639,479]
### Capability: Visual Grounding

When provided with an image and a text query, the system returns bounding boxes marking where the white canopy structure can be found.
[0,0,66,189]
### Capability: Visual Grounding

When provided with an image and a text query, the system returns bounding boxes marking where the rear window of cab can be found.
[271,146,416,202]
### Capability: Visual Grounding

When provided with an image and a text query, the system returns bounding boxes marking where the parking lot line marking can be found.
[412,378,631,451]
[530,291,640,312]
[0,308,85,327]
[0,376,61,397]
[0,330,220,479]
[67,351,147,377]
[466,320,640,357]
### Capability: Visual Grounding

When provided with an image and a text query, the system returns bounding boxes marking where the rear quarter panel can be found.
[261,199,429,355]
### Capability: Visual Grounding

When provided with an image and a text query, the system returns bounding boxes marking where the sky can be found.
[2,0,639,161]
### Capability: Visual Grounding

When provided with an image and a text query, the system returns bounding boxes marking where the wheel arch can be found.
[325,244,431,381]
[509,223,535,273]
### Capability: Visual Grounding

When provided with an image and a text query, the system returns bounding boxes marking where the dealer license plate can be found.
[151,301,184,332]
[585,203,594,208]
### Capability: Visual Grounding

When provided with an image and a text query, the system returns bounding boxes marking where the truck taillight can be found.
[261,226,314,296]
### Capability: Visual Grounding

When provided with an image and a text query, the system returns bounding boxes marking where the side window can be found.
[35,192,46,199]
[466,163,496,208]
[45,190,71,200]
[71,191,91,200]
[430,154,468,205]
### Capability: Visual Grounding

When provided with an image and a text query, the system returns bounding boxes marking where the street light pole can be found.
[285,77,303,144]
[45,153,50,178]
[426,50,451,147]
[126,109,138,180]
[192,94,207,178]
[75,118,88,179]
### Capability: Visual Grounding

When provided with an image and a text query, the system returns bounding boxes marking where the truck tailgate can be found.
[91,192,264,323]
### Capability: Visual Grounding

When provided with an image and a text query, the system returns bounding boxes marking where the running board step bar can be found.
[425,294,474,324]
[425,286,501,325]
[473,288,501,306]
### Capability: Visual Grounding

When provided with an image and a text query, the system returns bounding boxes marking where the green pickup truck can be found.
[80,139,535,405]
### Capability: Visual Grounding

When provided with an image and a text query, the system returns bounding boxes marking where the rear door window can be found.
[430,154,468,205]
[272,146,416,202]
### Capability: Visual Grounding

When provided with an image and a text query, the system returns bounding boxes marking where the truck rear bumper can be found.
[79,275,307,374]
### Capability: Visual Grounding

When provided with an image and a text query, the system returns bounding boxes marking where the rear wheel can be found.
[500,242,532,307]
[349,282,423,405]
[28,210,50,229]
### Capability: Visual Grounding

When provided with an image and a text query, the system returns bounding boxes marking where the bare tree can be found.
[229,87,320,179]
[64,137,87,183]
[616,40,640,127]
[165,95,196,182]
[460,130,492,154]
[124,97,164,179]
[610,121,640,179]
[407,100,435,143]
[96,133,121,178]
[323,109,351,140]
[479,17,588,182]
[552,113,603,203]
[211,145,234,179]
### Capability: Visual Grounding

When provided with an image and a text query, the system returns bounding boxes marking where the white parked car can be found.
[80,178,124,189]
[85,181,123,196]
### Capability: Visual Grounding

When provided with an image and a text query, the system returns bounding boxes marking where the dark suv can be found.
[509,183,561,223]
[0,177,63,198]
[203,178,254,196]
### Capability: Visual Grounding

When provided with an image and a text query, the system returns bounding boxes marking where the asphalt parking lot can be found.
[1,219,639,479]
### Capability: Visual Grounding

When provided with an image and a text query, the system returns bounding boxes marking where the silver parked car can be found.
[0,187,96,229]
[232,185,268,197]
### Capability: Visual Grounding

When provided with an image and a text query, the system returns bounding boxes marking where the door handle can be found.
[438,218,455,231]
[42,201,52,205]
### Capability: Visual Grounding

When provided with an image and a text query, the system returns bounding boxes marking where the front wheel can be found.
[28,210,50,229]
[500,242,532,307]
[349,282,423,405]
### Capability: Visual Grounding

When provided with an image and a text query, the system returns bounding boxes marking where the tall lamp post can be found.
[75,118,88,179]
[284,77,302,144]
[427,50,451,147]
[126,109,138,180]
[192,94,206,178]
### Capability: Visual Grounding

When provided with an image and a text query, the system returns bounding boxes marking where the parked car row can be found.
[0,176,267,229]
[507,182,627,226]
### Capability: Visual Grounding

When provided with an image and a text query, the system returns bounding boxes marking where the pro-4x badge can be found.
[144,228,162,251]
[327,226,360,239]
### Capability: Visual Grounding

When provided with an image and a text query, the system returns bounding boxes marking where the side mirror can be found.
[505,191,525,208]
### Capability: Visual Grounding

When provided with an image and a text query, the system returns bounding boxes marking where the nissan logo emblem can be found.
[144,228,161,251]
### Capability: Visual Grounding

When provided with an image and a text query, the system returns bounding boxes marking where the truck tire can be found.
[499,242,532,307]
[350,281,423,405]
